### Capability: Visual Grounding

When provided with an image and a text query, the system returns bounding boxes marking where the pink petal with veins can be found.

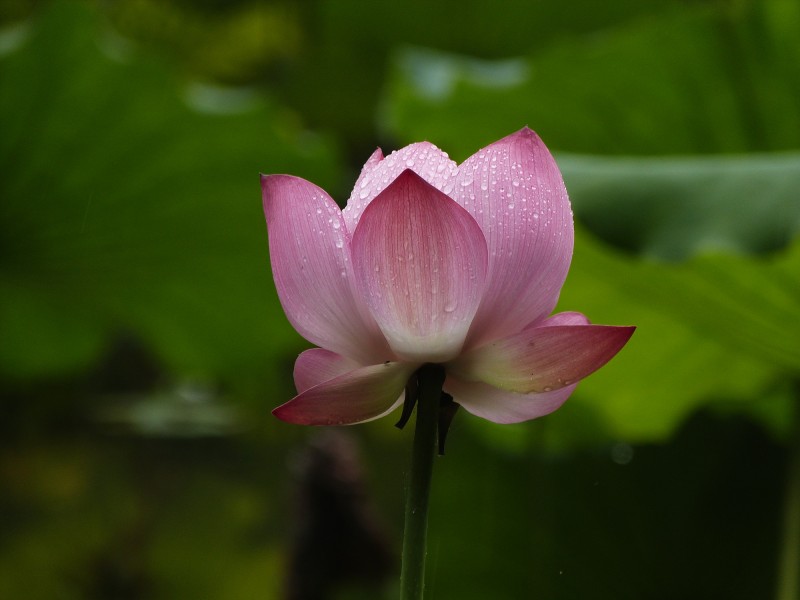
[293,348,361,394]
[539,311,590,327]
[262,175,391,364]
[453,324,635,393]
[352,170,488,363]
[273,361,417,426]
[445,376,577,424]
[343,142,458,233]
[350,147,385,202]
[452,128,574,348]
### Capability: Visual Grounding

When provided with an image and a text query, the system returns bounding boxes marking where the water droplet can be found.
[406,158,415,167]
[316,208,322,215]
[334,239,343,248]
[507,203,514,210]
[512,179,520,187]
[443,302,456,313]
[332,220,340,230]
[460,179,472,187]
[359,188,369,200]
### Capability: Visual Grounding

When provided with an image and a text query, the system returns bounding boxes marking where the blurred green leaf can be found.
[554,228,800,441]
[0,1,341,386]
[560,153,800,260]
[279,0,698,152]
[382,2,800,156]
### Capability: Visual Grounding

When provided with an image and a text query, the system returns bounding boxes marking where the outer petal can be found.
[445,376,577,424]
[293,348,361,394]
[451,324,635,393]
[262,175,391,364]
[343,142,458,233]
[452,128,574,348]
[273,362,417,426]
[352,170,488,363]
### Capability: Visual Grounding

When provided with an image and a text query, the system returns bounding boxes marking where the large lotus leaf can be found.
[559,153,800,260]
[270,0,696,151]
[381,2,800,156]
[0,2,340,384]
[553,228,800,441]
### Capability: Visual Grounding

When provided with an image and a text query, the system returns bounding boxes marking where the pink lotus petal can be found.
[453,128,574,348]
[343,142,458,233]
[273,361,417,426]
[262,175,391,364]
[351,147,385,197]
[293,348,361,394]
[445,376,577,424]
[452,324,635,393]
[352,170,488,362]
[540,311,590,327]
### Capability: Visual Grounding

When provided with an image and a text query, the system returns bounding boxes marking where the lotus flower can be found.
[262,128,634,426]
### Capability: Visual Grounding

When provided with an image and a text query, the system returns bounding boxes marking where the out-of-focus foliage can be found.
[1,0,797,598]
[90,0,706,154]
[382,2,800,155]
[0,0,339,389]
[104,0,304,84]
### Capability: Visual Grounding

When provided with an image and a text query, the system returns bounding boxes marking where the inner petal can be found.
[351,170,488,363]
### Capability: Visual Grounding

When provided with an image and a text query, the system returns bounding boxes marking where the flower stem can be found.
[777,386,800,600]
[401,364,445,600]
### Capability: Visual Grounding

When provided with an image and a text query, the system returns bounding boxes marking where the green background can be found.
[1,1,798,598]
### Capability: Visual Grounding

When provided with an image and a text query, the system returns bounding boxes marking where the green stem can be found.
[777,387,800,600]
[400,364,445,600]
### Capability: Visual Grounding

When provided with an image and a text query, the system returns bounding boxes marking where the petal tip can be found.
[509,125,545,146]
[272,402,299,424]
[367,147,385,162]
